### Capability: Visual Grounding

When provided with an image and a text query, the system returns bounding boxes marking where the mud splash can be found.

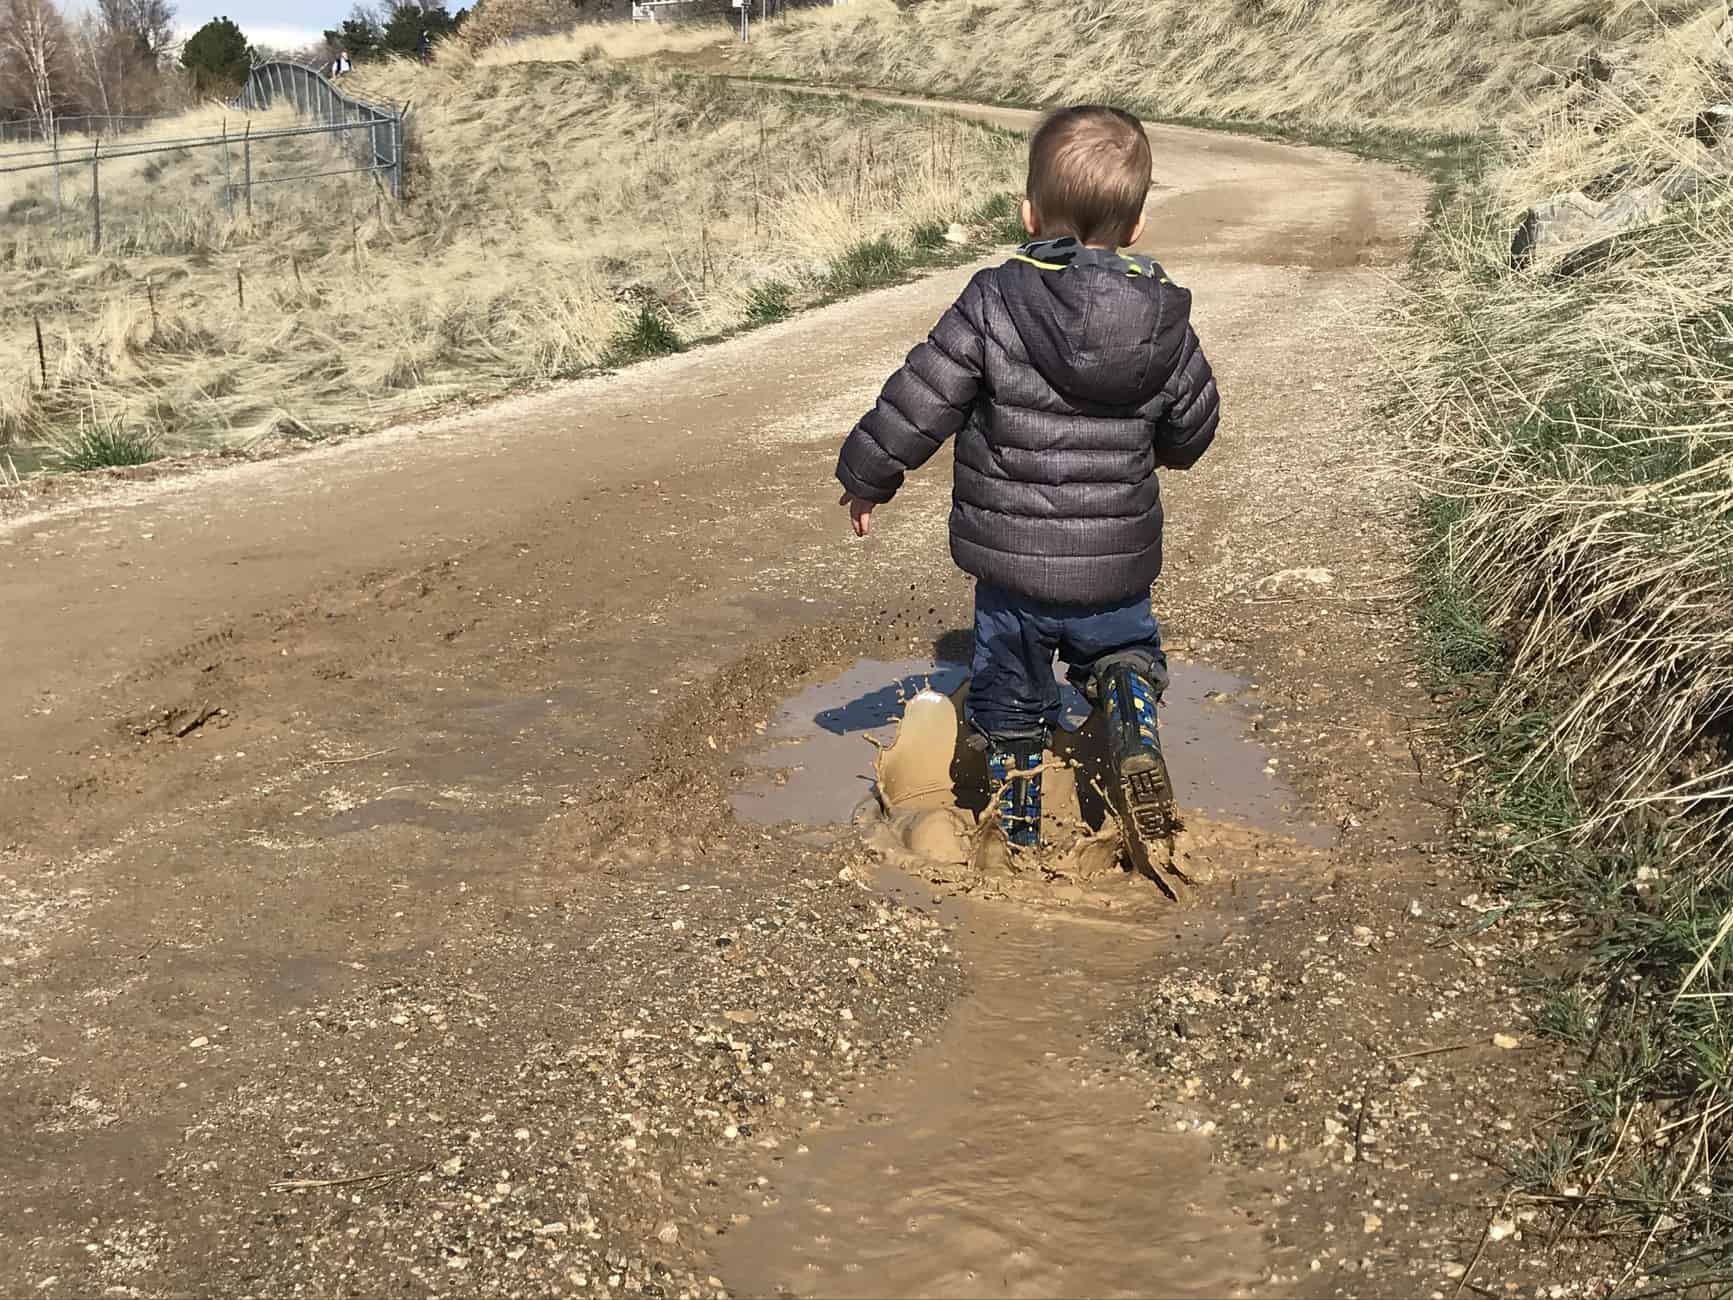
[733,657,1331,906]
[717,657,1333,1297]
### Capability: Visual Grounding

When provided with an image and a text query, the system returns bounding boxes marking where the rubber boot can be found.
[1097,664,1175,880]
[985,738,1044,848]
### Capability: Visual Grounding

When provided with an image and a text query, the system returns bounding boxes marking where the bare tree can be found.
[97,0,174,63]
[71,11,120,124]
[0,0,68,141]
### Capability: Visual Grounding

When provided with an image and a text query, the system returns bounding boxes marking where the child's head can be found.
[1023,106,1151,249]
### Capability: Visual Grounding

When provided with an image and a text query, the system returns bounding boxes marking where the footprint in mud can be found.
[733,657,1333,907]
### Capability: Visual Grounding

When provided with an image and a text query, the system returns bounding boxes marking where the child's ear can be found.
[1021,198,1038,237]
[1127,215,1146,247]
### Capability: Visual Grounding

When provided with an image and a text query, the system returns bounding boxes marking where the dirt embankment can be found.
[0,97,1594,1297]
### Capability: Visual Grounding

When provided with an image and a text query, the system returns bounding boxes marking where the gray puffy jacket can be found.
[836,238,1218,606]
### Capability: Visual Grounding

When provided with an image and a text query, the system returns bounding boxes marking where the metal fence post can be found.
[219,120,235,217]
[90,138,101,252]
[242,121,253,220]
[50,114,61,215]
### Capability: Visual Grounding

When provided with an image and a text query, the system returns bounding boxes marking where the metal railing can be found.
[236,62,405,198]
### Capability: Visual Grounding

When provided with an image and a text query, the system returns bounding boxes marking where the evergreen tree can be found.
[178,14,250,92]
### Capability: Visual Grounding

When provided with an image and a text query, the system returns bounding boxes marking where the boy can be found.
[835,105,1219,880]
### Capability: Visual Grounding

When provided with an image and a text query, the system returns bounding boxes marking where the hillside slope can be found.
[0,54,1020,461]
[745,0,1709,134]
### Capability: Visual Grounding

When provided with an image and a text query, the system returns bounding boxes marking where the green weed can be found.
[911,219,949,252]
[826,235,910,293]
[744,280,792,325]
[47,417,160,471]
[608,304,684,363]
[972,192,1027,245]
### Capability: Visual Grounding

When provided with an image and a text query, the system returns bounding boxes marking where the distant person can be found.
[835,105,1219,877]
[417,28,432,62]
[330,49,352,77]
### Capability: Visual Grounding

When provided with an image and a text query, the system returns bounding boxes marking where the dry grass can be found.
[744,0,1713,135]
[0,50,1020,458]
[1381,13,1733,1274]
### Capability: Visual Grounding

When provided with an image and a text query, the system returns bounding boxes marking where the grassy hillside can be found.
[0,51,1021,465]
[743,0,1708,135]
[740,0,1733,1271]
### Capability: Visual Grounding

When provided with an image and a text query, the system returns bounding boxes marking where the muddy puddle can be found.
[717,656,1334,1296]
[717,886,1266,1298]
[733,657,1331,860]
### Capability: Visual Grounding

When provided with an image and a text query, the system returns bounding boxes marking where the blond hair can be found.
[1025,106,1152,247]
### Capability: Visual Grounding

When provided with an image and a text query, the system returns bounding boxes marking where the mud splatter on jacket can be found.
[836,237,1219,606]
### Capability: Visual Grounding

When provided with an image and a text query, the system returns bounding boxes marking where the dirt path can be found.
[0,98,1561,1298]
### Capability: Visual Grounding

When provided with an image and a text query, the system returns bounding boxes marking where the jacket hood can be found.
[1000,237,1188,408]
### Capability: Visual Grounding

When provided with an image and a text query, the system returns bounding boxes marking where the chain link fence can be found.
[236,62,405,199]
[0,62,406,252]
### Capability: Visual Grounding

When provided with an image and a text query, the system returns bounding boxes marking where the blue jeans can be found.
[968,581,1168,742]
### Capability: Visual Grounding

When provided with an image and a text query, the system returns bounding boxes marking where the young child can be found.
[835,105,1219,879]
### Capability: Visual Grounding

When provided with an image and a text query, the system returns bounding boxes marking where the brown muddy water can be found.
[718,657,1332,1297]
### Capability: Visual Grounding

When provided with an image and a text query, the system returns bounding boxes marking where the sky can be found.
[173,2,349,51]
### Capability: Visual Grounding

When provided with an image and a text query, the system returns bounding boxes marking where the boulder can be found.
[1694,104,1733,146]
[1510,191,1609,267]
[1510,183,1670,270]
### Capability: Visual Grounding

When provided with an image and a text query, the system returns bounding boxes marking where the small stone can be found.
[1362,1213,1383,1234]
[187,1036,209,1049]
[657,1221,680,1245]
[1492,1033,1521,1050]
[439,1156,463,1176]
[1487,1218,1515,1242]
[514,1128,531,1140]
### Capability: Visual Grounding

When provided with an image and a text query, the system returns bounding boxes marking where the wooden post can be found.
[145,278,158,337]
[90,138,101,252]
[34,315,47,387]
[236,268,245,311]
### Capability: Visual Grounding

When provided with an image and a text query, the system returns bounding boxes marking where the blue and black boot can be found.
[985,738,1044,848]
[1098,664,1176,883]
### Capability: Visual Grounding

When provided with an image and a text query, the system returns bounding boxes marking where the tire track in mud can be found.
[0,88,1525,1299]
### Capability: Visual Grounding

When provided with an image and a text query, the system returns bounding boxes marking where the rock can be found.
[1510,191,1605,267]
[943,222,969,245]
[1580,45,1639,90]
[1487,1218,1516,1242]
[1254,567,1335,598]
[1362,1212,1383,1234]
[1694,104,1733,146]
[1510,183,1667,270]
[1492,1032,1521,1050]
[656,1221,679,1245]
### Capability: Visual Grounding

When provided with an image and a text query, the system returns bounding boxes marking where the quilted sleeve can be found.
[836,276,987,503]
[1151,324,1219,470]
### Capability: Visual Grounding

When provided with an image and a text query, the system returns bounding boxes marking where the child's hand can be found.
[839,491,876,537]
